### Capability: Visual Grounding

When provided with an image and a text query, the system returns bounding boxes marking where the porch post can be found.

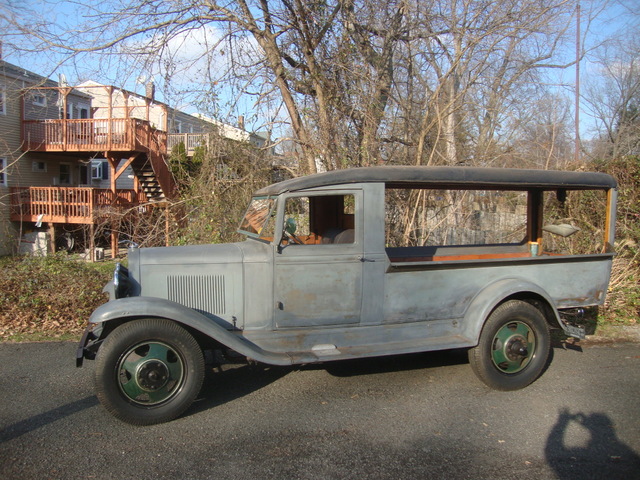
[89,223,95,262]
[106,86,113,150]
[111,225,118,259]
[47,222,56,255]
[123,91,130,118]
[61,89,67,146]
[165,202,170,247]
[106,153,119,258]
[107,154,118,194]
[60,87,72,147]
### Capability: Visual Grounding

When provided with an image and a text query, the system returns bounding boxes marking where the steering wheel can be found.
[284,231,303,245]
[283,217,303,245]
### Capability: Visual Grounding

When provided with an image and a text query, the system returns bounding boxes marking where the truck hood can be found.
[130,238,270,266]
[135,243,243,266]
[125,239,272,329]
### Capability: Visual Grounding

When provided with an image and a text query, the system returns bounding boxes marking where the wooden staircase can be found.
[129,133,177,202]
[131,155,166,201]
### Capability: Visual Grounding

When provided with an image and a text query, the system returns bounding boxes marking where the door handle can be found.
[358,256,375,262]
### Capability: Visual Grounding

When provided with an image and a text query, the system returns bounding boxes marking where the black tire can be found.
[94,318,204,425]
[468,300,550,391]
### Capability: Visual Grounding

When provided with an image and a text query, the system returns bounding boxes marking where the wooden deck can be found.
[10,187,147,224]
[167,133,211,156]
[22,118,167,153]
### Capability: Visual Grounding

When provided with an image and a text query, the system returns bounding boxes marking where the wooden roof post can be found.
[106,154,119,194]
[123,90,130,118]
[61,87,72,148]
[106,86,113,150]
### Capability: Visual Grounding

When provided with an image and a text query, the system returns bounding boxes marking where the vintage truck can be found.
[77,166,618,425]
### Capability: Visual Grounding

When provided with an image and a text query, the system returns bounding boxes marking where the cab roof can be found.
[256,166,617,196]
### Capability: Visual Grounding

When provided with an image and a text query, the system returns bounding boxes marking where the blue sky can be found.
[2,0,637,139]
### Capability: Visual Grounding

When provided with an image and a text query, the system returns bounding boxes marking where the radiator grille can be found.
[167,275,227,315]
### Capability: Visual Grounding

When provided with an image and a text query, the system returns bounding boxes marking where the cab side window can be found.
[283,194,355,245]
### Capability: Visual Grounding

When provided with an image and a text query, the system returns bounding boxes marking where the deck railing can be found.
[22,118,167,153]
[167,133,210,155]
[9,187,147,224]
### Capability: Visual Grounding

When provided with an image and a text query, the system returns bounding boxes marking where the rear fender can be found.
[461,278,561,344]
[85,297,293,366]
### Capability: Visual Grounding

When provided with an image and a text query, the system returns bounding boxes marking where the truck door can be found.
[273,191,364,328]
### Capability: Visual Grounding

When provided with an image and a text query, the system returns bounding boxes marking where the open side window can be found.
[281,194,356,246]
[384,186,611,262]
[385,188,529,261]
[541,189,612,255]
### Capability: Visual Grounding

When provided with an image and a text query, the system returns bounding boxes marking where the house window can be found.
[0,86,5,115]
[32,161,48,173]
[78,104,89,119]
[91,161,102,180]
[91,160,109,180]
[32,93,47,107]
[59,163,72,184]
[0,158,7,186]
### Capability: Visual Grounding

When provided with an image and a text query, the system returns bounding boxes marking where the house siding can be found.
[1,65,26,254]
[0,61,102,255]
[78,81,213,135]
[1,62,265,256]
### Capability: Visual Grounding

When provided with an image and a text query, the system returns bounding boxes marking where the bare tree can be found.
[583,36,640,160]
[509,93,575,169]
[2,0,605,171]
[399,0,578,166]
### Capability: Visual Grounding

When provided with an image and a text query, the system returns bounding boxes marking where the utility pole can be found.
[575,2,581,164]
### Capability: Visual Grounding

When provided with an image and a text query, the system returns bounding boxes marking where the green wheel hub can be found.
[117,342,185,405]
[490,321,536,374]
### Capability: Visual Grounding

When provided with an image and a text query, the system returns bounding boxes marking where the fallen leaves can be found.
[0,255,110,340]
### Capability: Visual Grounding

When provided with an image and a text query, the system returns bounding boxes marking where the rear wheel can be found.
[94,318,204,425]
[468,300,550,391]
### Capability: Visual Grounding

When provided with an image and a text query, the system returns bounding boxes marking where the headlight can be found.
[113,263,130,299]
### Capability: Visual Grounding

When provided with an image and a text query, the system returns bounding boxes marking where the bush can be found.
[596,156,640,324]
[1,157,636,341]
[0,254,111,340]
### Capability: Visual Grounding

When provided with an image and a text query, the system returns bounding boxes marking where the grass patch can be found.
[2,332,81,343]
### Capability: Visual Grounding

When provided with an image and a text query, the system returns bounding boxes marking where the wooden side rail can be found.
[386,244,535,263]
[388,251,532,263]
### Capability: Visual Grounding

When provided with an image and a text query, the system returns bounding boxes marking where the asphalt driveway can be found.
[1,341,639,479]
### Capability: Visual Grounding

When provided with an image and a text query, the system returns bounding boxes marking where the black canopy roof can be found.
[256,166,617,196]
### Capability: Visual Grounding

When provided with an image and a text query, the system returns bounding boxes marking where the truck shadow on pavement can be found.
[183,344,581,421]
[318,348,471,377]
[187,363,292,417]
[186,349,471,417]
[545,409,640,478]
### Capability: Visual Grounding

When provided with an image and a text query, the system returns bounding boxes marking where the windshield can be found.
[238,197,277,240]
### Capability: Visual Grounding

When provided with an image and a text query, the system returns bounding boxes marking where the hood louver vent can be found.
[167,275,227,315]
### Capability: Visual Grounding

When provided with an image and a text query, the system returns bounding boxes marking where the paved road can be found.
[1,341,639,480]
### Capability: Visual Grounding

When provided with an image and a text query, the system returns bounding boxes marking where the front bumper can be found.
[75,323,103,367]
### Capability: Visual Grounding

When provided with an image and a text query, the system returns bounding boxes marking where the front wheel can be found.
[94,318,204,425]
[468,300,550,391]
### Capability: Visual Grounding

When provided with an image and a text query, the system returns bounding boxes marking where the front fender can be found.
[84,297,293,366]
[461,278,561,344]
